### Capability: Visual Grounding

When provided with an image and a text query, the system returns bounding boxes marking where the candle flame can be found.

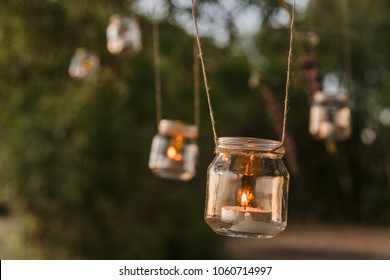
[239,189,255,209]
[167,146,182,161]
[81,60,92,71]
[241,192,248,208]
[166,135,184,161]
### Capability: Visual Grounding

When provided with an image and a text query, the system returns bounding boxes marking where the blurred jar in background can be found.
[68,48,100,80]
[309,90,352,141]
[149,119,198,181]
[107,15,142,56]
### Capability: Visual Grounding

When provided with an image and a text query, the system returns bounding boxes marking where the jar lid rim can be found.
[216,137,284,155]
[158,119,198,137]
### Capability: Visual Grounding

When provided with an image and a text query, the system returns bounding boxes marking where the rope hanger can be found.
[152,20,201,130]
[341,0,352,96]
[191,0,296,148]
[152,21,162,128]
[294,0,352,97]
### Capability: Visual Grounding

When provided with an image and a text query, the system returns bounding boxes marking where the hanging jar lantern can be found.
[301,56,353,141]
[68,48,100,80]
[189,0,295,239]
[309,90,352,140]
[205,137,289,238]
[149,119,198,181]
[106,14,142,56]
[148,20,200,181]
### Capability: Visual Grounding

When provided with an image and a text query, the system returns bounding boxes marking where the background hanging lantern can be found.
[149,119,198,181]
[300,59,353,141]
[148,20,200,181]
[302,0,353,142]
[205,138,289,238]
[309,89,352,141]
[106,15,142,56]
[68,48,100,80]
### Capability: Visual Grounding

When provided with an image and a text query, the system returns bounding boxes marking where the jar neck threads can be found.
[215,137,285,157]
[158,119,198,138]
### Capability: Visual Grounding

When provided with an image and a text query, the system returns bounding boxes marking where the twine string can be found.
[152,21,162,128]
[193,2,201,130]
[191,0,218,146]
[191,0,295,148]
[281,0,296,145]
[193,37,201,130]
[153,19,201,131]
[341,0,352,95]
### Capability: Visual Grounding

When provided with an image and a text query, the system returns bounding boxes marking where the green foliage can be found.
[0,0,222,259]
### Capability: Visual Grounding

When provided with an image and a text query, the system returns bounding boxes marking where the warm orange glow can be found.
[239,189,255,209]
[166,146,182,161]
[81,60,91,70]
[241,192,248,208]
[166,135,184,161]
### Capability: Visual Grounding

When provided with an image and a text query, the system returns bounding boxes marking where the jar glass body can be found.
[309,91,352,140]
[149,119,198,181]
[106,15,142,56]
[205,137,289,239]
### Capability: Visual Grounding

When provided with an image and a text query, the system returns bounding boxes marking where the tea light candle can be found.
[231,212,280,235]
[221,206,271,223]
[166,135,184,161]
[221,192,272,223]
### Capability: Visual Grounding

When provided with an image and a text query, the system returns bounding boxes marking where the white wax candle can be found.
[221,206,271,223]
[230,212,280,235]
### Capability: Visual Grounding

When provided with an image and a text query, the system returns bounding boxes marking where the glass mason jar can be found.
[106,15,142,56]
[68,48,100,80]
[309,91,352,140]
[205,137,290,239]
[149,119,198,181]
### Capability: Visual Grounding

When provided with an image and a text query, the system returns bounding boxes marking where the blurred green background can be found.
[0,0,389,259]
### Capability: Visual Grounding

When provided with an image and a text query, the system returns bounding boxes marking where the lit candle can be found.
[241,192,248,209]
[166,135,184,161]
[221,192,272,224]
[166,146,182,161]
[230,212,281,235]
